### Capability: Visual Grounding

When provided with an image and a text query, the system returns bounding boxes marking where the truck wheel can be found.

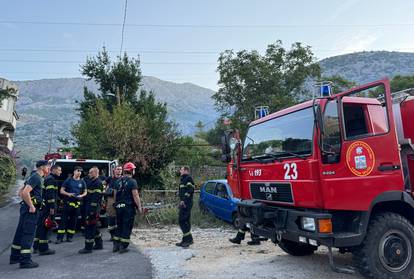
[353,213,414,279]
[278,239,316,256]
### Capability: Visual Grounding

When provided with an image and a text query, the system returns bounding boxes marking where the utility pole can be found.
[47,123,53,154]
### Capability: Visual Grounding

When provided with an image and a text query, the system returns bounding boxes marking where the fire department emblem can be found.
[346,141,375,177]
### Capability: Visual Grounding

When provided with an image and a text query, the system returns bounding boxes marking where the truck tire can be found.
[278,239,316,256]
[353,213,414,279]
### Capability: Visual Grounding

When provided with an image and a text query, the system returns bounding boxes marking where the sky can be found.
[0,0,413,90]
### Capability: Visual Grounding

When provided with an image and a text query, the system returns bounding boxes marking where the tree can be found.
[390,75,414,92]
[72,49,179,188]
[214,40,320,135]
[320,75,357,94]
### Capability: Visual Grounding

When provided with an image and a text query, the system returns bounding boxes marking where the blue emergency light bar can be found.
[320,84,332,97]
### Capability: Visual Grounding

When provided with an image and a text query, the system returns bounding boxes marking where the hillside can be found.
[14,77,218,164]
[13,51,414,164]
[319,51,414,83]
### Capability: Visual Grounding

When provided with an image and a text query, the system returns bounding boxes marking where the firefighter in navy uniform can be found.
[79,167,104,253]
[56,166,87,243]
[105,165,123,241]
[33,164,62,255]
[176,166,195,248]
[10,160,49,269]
[229,225,263,245]
[113,162,143,253]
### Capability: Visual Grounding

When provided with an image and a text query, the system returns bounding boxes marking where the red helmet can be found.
[123,162,136,171]
[44,216,58,230]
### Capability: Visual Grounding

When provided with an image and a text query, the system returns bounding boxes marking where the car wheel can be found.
[232,213,241,229]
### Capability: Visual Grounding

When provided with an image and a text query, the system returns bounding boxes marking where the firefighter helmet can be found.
[44,216,58,230]
[123,162,136,171]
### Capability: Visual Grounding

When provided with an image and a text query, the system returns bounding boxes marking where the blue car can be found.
[199,179,240,227]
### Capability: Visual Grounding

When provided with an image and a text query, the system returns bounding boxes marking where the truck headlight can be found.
[301,217,316,232]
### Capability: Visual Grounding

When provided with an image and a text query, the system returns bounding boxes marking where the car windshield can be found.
[242,107,314,160]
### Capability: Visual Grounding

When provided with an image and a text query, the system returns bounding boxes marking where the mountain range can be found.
[12,51,414,164]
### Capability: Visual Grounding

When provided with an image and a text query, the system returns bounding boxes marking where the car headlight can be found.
[301,217,316,232]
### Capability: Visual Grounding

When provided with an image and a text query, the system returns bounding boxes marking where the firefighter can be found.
[56,166,87,243]
[176,166,195,248]
[10,160,49,269]
[105,165,123,241]
[79,167,104,254]
[33,164,62,255]
[113,162,142,253]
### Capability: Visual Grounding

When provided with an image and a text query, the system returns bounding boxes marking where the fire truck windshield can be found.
[242,107,314,160]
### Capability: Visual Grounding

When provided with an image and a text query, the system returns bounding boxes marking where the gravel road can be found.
[132,226,364,279]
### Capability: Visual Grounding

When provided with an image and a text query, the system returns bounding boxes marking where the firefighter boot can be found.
[112,241,120,253]
[20,260,39,269]
[93,238,103,250]
[229,231,246,244]
[181,234,194,248]
[39,249,56,256]
[247,234,261,245]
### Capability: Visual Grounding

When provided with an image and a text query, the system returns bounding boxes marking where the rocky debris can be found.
[132,226,363,279]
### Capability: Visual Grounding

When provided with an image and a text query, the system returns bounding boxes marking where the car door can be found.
[202,181,217,214]
[211,182,233,222]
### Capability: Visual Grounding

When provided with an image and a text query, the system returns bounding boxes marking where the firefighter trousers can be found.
[33,206,51,252]
[10,203,39,264]
[57,202,80,240]
[178,201,193,242]
[114,205,135,248]
[84,216,102,250]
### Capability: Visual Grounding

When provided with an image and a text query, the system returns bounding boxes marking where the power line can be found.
[1,20,414,28]
[120,0,128,56]
[0,59,217,65]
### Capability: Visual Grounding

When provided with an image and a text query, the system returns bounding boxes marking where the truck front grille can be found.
[250,182,294,204]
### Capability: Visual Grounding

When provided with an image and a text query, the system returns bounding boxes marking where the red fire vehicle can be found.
[221,79,414,278]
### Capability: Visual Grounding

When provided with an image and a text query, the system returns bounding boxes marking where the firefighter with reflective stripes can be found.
[33,164,62,255]
[105,165,123,241]
[113,162,143,253]
[176,166,195,248]
[229,225,263,245]
[10,160,49,269]
[79,166,104,253]
[56,166,86,243]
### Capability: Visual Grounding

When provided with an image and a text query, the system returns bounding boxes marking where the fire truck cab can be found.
[222,79,414,278]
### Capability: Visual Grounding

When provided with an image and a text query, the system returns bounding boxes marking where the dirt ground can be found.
[132,226,364,279]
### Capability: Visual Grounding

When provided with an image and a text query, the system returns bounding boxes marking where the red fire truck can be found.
[221,79,414,278]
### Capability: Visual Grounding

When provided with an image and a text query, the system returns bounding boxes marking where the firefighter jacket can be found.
[85,177,103,215]
[42,173,59,210]
[179,174,195,204]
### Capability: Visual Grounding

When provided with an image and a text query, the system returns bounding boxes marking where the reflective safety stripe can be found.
[90,202,98,206]
[31,197,38,205]
[108,225,117,230]
[57,230,65,234]
[47,199,56,203]
[238,230,245,234]
[116,203,126,208]
[179,184,186,188]
[21,249,32,254]
[69,202,80,208]
[45,185,58,190]
[87,189,102,194]
[120,238,130,243]
[85,239,94,243]
[67,229,76,234]
[183,232,192,237]
[39,240,48,244]
[94,233,102,239]
[113,236,120,241]
[11,244,21,250]
[34,238,39,241]
[186,182,195,187]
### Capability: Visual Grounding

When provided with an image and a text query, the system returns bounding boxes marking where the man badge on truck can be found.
[346,141,375,176]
